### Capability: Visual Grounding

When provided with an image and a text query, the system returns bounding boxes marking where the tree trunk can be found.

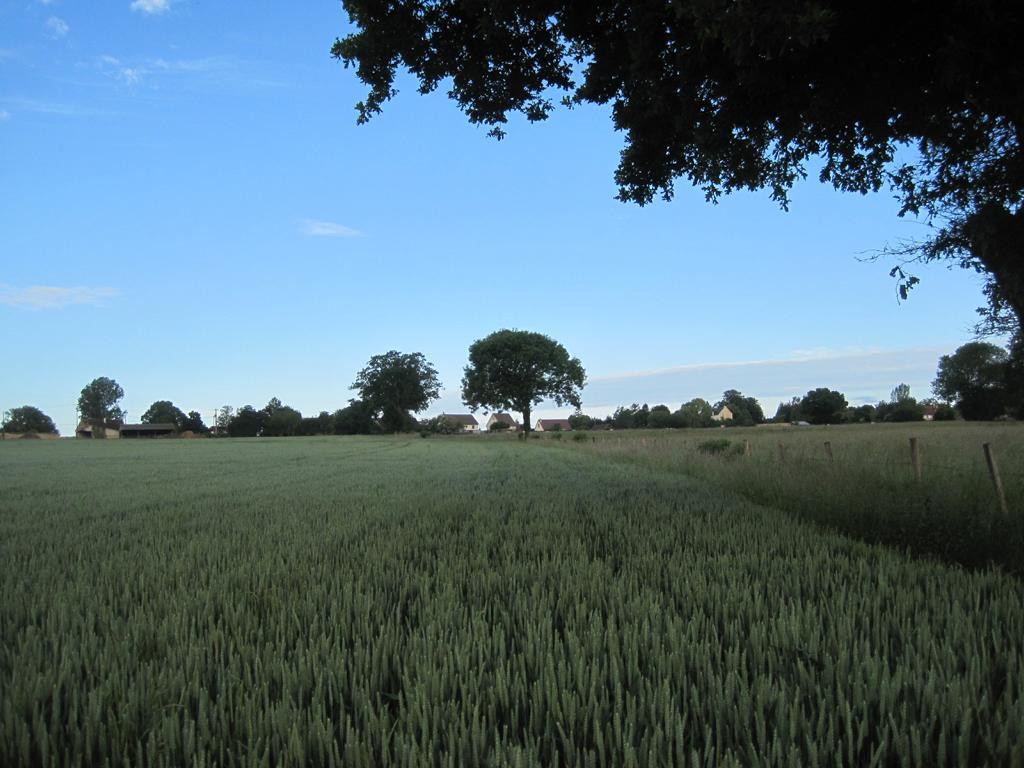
[522,404,531,436]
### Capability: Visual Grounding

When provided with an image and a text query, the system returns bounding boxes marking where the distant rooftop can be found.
[441,414,478,426]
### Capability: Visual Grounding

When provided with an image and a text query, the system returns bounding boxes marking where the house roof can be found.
[488,413,517,425]
[121,423,177,432]
[538,418,572,428]
[441,414,479,426]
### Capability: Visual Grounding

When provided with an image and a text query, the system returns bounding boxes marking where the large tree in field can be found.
[333,2,1024,337]
[78,377,125,424]
[462,329,584,435]
[352,351,441,433]
[933,341,1009,420]
[2,406,58,435]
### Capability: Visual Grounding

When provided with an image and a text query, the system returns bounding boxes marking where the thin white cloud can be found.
[131,0,172,14]
[590,346,890,383]
[45,16,69,39]
[93,54,239,88]
[2,98,114,117]
[300,220,365,238]
[582,346,950,417]
[0,284,117,309]
[0,110,9,122]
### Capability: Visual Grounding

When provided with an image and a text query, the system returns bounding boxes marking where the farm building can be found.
[711,405,734,422]
[535,418,572,432]
[75,421,122,439]
[120,423,177,438]
[486,413,520,431]
[922,405,938,421]
[440,414,479,433]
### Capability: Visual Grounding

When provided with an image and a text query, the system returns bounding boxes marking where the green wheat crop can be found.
[1,436,1022,766]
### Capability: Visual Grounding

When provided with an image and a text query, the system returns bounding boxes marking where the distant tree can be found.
[633,404,650,429]
[932,342,1009,420]
[461,330,584,435]
[567,411,593,431]
[773,397,803,423]
[298,415,328,436]
[354,351,441,433]
[883,398,925,423]
[890,383,913,403]
[715,390,764,426]
[227,405,267,438]
[611,406,636,430]
[316,411,333,434]
[676,398,714,428]
[647,405,672,429]
[799,388,848,425]
[421,415,465,435]
[333,399,378,435]
[933,404,958,421]
[848,404,876,424]
[262,399,303,437]
[488,419,510,431]
[181,411,209,434]
[214,406,234,434]
[2,406,58,435]
[141,400,187,431]
[78,377,125,424]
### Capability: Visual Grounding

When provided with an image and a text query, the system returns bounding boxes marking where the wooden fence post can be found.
[777,442,786,462]
[744,439,751,457]
[824,441,834,463]
[983,443,1010,516]
[909,437,922,481]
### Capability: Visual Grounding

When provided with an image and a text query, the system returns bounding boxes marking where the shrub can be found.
[572,432,588,442]
[697,438,733,455]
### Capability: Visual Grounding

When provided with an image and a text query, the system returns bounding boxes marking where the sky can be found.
[0,1,1006,434]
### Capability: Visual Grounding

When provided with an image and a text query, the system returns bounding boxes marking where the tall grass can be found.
[1,436,1022,766]
[566,421,1024,573]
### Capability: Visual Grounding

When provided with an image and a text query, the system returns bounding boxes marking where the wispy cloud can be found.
[590,346,887,383]
[45,16,69,39]
[131,0,172,14]
[582,346,949,417]
[94,53,238,88]
[0,110,9,122]
[0,284,118,309]
[1,98,115,117]
[300,220,365,238]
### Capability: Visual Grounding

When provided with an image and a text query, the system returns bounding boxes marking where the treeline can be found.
[215,398,378,437]
[571,390,765,431]
[3,339,1019,437]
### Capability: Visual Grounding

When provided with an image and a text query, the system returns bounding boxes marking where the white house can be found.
[441,414,480,433]
[711,405,734,422]
[535,418,572,432]
[486,413,519,431]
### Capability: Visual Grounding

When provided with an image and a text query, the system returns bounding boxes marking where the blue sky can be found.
[0,1,1004,433]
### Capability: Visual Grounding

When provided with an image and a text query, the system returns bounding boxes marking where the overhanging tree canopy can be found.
[333,1,1024,333]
